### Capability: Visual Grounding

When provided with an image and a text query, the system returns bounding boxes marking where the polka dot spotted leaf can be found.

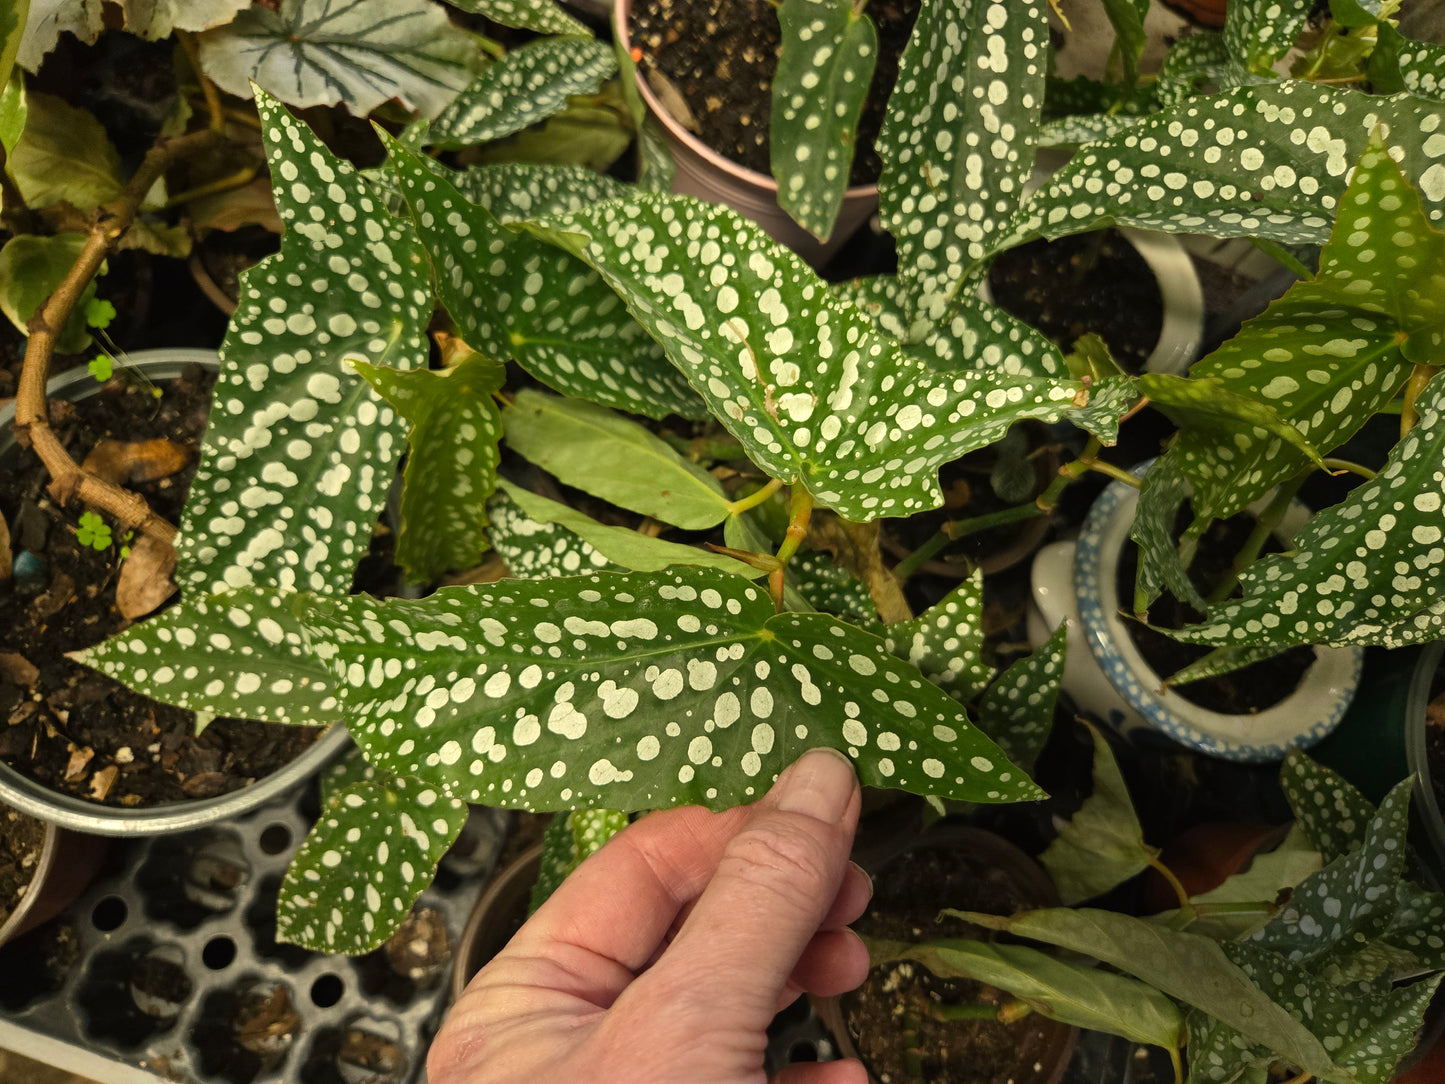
[771,0,878,241]
[1129,455,1207,618]
[1280,750,1374,864]
[1372,24,1445,100]
[277,773,467,954]
[440,0,589,38]
[448,162,631,219]
[790,553,874,621]
[530,808,628,912]
[296,566,1045,812]
[350,351,506,585]
[425,38,617,150]
[878,572,993,706]
[1223,0,1313,78]
[177,91,431,600]
[521,194,1130,522]
[975,621,1066,779]
[385,137,705,420]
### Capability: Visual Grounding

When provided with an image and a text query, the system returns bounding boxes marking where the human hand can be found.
[429,747,872,1084]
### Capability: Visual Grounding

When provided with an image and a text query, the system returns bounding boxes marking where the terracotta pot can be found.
[0,814,104,947]
[613,0,878,267]
[816,826,1077,1084]
[1139,822,1288,914]
[450,842,544,1003]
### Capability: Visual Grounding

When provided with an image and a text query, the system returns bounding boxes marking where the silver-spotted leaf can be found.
[493,480,759,578]
[77,587,338,726]
[298,566,1044,812]
[1224,0,1313,76]
[771,0,877,240]
[1161,824,1322,942]
[1154,31,1236,109]
[1129,453,1206,616]
[1038,110,1148,147]
[177,93,428,598]
[386,136,703,420]
[791,552,874,620]
[487,486,618,579]
[1370,23,1445,101]
[1381,883,1445,973]
[441,0,588,37]
[196,0,479,117]
[975,622,1066,776]
[448,161,630,221]
[351,352,505,584]
[521,195,1125,522]
[319,745,382,805]
[1164,643,1292,687]
[426,37,616,150]
[529,808,628,912]
[1280,750,1376,864]
[877,0,1048,325]
[501,389,730,530]
[276,774,467,954]
[1167,372,1445,650]
[879,573,993,704]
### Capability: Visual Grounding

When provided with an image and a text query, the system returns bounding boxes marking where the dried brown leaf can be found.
[807,515,911,623]
[89,764,119,800]
[116,535,178,619]
[64,745,94,781]
[81,438,193,486]
[0,652,38,687]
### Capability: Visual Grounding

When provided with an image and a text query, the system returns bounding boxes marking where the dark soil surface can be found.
[844,840,1069,1084]
[1118,512,1316,714]
[1426,663,1445,814]
[988,229,1164,373]
[0,805,45,928]
[629,0,919,184]
[0,366,320,806]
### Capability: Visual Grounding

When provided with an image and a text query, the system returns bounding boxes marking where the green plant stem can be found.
[162,165,260,209]
[726,477,784,515]
[892,502,1046,582]
[1205,472,1307,606]
[477,34,507,60]
[1400,363,1438,438]
[1168,1046,1185,1084]
[1321,457,1376,481]
[769,488,813,611]
[1036,435,1135,512]
[931,1003,1007,1021]
[1147,853,1196,920]
[901,1009,925,1084]
[1248,237,1315,280]
[177,30,226,134]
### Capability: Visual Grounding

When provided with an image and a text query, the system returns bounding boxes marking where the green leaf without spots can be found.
[1167,373,1445,650]
[1129,454,1206,616]
[385,137,703,420]
[521,195,1124,522]
[177,93,429,599]
[529,808,627,912]
[9,92,120,211]
[441,0,588,37]
[0,0,27,91]
[1370,23,1445,100]
[196,0,480,118]
[351,352,506,584]
[1100,0,1150,90]
[771,0,877,240]
[76,587,339,726]
[1280,750,1376,864]
[953,907,1344,1082]
[877,0,1048,326]
[869,938,1184,1054]
[1164,643,1292,687]
[0,233,93,353]
[1039,722,1152,905]
[975,622,1066,776]
[501,389,731,530]
[427,38,616,150]
[1224,0,1313,76]
[487,487,618,579]
[277,774,467,954]
[0,73,25,158]
[790,553,874,620]
[447,162,630,221]
[495,480,759,578]
[879,573,993,704]
[299,566,1043,811]
[999,83,1445,254]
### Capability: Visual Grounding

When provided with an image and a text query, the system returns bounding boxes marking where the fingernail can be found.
[849,861,874,899]
[775,748,856,823]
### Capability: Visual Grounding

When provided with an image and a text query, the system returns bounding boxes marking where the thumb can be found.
[626,748,861,1036]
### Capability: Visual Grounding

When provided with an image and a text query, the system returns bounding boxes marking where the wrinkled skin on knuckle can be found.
[719,821,839,921]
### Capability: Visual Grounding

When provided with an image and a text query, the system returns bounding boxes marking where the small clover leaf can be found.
[83,297,115,330]
[75,511,111,551]
[87,353,113,382]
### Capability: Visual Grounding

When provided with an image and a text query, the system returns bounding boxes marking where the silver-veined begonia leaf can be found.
[17,0,246,70]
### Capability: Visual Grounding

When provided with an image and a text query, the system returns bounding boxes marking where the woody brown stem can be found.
[14,127,220,544]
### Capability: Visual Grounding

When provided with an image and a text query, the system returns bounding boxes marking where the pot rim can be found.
[1405,642,1445,872]
[1117,227,1205,376]
[0,348,350,835]
[1073,462,1364,763]
[0,818,59,946]
[450,841,544,1004]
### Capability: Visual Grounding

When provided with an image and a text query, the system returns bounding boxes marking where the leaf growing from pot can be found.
[1367,23,1445,100]
[298,566,1043,812]
[1279,750,1375,864]
[771,0,877,241]
[1165,372,1445,650]
[277,773,467,954]
[385,137,704,420]
[501,390,731,530]
[1039,721,1154,905]
[441,0,588,37]
[530,808,628,912]
[493,481,759,579]
[520,195,1130,522]
[975,622,1066,776]
[351,352,506,584]
[7,92,121,212]
[0,233,94,352]
[869,938,1184,1055]
[426,38,617,149]
[878,573,993,705]
[196,0,480,117]
[1099,0,1151,90]
[173,92,431,599]
[1129,454,1206,617]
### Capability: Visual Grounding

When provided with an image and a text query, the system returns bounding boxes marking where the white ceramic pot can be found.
[1028,465,1363,762]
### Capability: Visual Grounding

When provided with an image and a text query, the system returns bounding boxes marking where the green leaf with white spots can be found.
[495,480,759,578]
[1164,643,1291,687]
[441,0,588,37]
[1369,24,1445,101]
[195,0,480,118]
[319,745,382,805]
[277,774,467,954]
[1166,372,1445,650]
[77,588,339,726]
[448,161,630,221]
[298,566,1043,812]
[831,274,912,343]
[790,552,874,620]
[928,290,1072,377]
[1380,882,1445,973]
[1039,721,1152,905]
[877,0,1049,325]
[1280,750,1376,864]
[868,938,1184,1053]
[487,487,619,579]
[351,352,505,584]
[1037,110,1148,147]
[1130,453,1206,617]
[1154,31,1237,109]
[529,807,628,913]
[385,136,704,420]
[1224,0,1314,76]
[975,622,1066,775]
[771,0,877,241]
[426,37,616,150]
[520,194,1127,522]
[176,93,429,599]
[999,83,1445,255]
[501,389,731,530]
[879,573,993,704]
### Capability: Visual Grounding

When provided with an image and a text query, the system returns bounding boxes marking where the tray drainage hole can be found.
[203,936,237,970]
[311,973,345,1007]
[131,945,192,1020]
[91,895,128,931]
[788,1041,819,1062]
[259,823,292,855]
